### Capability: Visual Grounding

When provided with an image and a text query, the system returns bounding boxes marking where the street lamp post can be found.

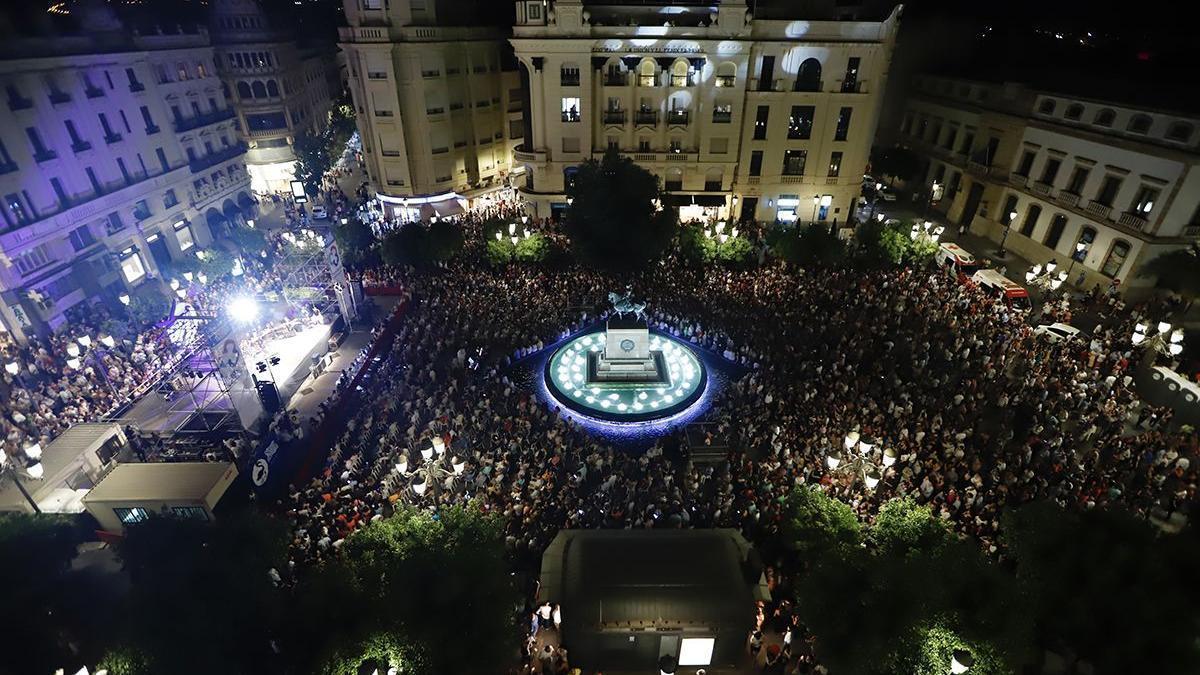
[910,220,945,244]
[1065,242,1088,280]
[996,210,1018,257]
[866,182,883,224]
[1132,321,1185,360]
[1024,261,1067,293]
[950,649,974,674]
[0,448,44,513]
[825,430,897,489]
[924,180,940,219]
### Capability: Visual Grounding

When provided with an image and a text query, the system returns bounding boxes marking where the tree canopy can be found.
[872,146,923,185]
[564,148,676,269]
[1138,248,1200,303]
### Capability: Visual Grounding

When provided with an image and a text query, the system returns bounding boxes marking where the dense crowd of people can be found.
[281,254,1195,672]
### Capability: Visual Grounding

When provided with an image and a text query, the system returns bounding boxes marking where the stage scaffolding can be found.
[106,305,261,435]
[275,235,357,326]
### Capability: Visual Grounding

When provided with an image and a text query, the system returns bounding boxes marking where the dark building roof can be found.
[541,529,761,631]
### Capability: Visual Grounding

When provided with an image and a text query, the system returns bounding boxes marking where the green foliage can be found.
[872,146,923,184]
[293,130,332,200]
[905,622,1013,675]
[196,247,234,279]
[679,223,753,266]
[229,223,268,255]
[515,232,550,262]
[485,237,515,265]
[0,514,83,674]
[319,505,520,674]
[113,513,289,675]
[1003,502,1200,674]
[906,233,940,266]
[870,498,953,557]
[381,222,461,267]
[1138,248,1200,300]
[854,219,926,268]
[97,645,152,675]
[564,148,676,269]
[770,224,845,267]
[781,486,862,558]
[333,216,377,268]
[126,283,171,327]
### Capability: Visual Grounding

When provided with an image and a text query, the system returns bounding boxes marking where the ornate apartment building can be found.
[211,0,339,194]
[510,0,901,223]
[339,0,525,220]
[899,75,1200,293]
[0,5,253,344]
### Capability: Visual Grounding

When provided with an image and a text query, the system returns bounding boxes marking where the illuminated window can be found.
[561,97,580,123]
[120,251,146,283]
[679,638,715,666]
[174,220,194,251]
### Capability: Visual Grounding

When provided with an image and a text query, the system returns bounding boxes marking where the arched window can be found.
[1075,225,1097,250]
[670,59,690,87]
[1127,114,1152,134]
[1166,122,1194,142]
[236,81,251,99]
[715,62,736,88]
[266,79,279,97]
[794,58,822,92]
[1037,98,1056,115]
[1100,239,1131,278]
[1093,109,1115,127]
[1043,214,1068,251]
[1019,204,1041,237]
[638,59,657,87]
[251,80,267,98]
[1064,103,1084,120]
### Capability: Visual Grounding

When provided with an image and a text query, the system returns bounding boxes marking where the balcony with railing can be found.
[667,110,689,126]
[561,73,581,87]
[1084,201,1112,219]
[967,160,991,176]
[712,110,732,124]
[188,142,247,174]
[1009,172,1028,186]
[1030,181,1052,196]
[173,107,236,133]
[750,78,783,92]
[602,110,626,125]
[1056,191,1081,208]
[792,79,823,92]
[638,74,658,87]
[561,109,581,123]
[715,75,736,88]
[1118,211,1149,231]
[635,110,658,126]
[839,79,864,93]
[670,74,694,87]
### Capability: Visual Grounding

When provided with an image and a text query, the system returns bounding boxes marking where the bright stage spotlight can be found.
[228,296,260,323]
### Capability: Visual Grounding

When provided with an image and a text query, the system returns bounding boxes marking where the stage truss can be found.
[275,236,356,326]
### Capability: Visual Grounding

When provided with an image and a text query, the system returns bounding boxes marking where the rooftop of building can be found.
[539,529,765,631]
[82,461,237,504]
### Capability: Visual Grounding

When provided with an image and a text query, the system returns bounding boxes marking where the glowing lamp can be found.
[119,293,131,305]
[820,195,832,207]
[522,215,529,224]
[66,358,81,370]
[66,343,81,358]
[1031,264,1043,276]
[858,438,875,455]
[175,289,187,299]
[452,458,465,475]
[183,272,194,282]
[950,649,974,674]
[1168,343,1183,356]
[170,278,180,290]
[826,452,841,470]
[1046,260,1057,273]
[1009,210,1017,223]
[864,471,881,489]
[510,236,519,245]
[1135,322,1147,334]
[1170,329,1184,343]
[1131,331,1146,345]
[1050,278,1063,290]
[228,296,260,323]
[396,458,408,475]
[843,431,859,451]
[100,335,116,348]
[432,437,446,456]
[1157,321,1172,334]
[715,221,726,234]
[508,223,516,235]
[495,232,502,241]
[247,219,255,228]
[731,228,739,238]
[412,478,427,495]
[77,335,92,348]
[421,446,434,461]
[231,258,244,276]
[25,461,43,479]
[24,443,41,460]
[1075,242,1087,253]
[1025,272,1036,283]
[882,447,897,467]
[197,272,208,284]
[4,362,19,376]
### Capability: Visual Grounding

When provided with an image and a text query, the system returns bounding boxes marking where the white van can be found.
[971,269,1032,310]
[935,242,980,281]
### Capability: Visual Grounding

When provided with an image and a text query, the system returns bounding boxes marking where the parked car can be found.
[311,205,329,220]
[1034,322,1083,343]
[876,185,899,202]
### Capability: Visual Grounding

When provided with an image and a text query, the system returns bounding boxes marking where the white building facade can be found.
[0,12,252,344]
[211,0,339,194]
[900,76,1200,294]
[339,0,525,220]
[511,0,901,224]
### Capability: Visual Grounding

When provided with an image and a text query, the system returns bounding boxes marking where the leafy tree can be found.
[126,283,171,327]
[905,622,1014,675]
[770,224,846,267]
[425,219,464,261]
[854,219,914,267]
[564,148,676,269]
[196,247,234,279]
[293,130,333,200]
[1003,502,1200,674]
[781,486,862,558]
[111,513,289,675]
[514,233,550,263]
[319,505,521,674]
[230,223,268,256]
[906,232,940,266]
[0,514,83,675]
[679,223,753,266]
[380,224,427,267]
[870,498,953,558]
[1139,248,1200,310]
[333,215,377,268]
[872,146,923,185]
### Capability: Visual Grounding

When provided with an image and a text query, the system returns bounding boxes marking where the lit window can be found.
[120,251,146,283]
[174,220,195,250]
[561,97,580,122]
